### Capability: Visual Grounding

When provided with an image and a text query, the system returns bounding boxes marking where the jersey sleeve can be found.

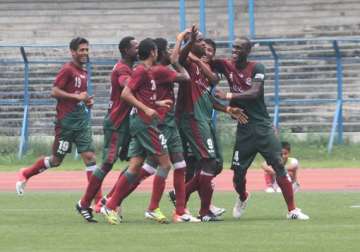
[252,63,266,82]
[153,66,177,85]
[117,66,132,87]
[127,67,145,91]
[54,66,71,89]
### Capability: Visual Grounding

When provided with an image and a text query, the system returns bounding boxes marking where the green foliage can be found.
[1,192,359,252]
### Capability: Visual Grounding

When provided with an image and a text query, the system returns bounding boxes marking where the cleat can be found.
[145,208,169,224]
[287,208,310,220]
[16,168,27,196]
[76,201,97,223]
[233,193,250,219]
[199,212,223,222]
[265,187,275,193]
[101,206,121,225]
[168,190,176,207]
[210,205,226,217]
[172,212,201,223]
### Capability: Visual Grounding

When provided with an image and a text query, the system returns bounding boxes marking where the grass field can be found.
[1,191,359,252]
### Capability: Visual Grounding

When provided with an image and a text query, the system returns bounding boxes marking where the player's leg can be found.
[78,126,124,210]
[231,125,257,219]
[74,124,103,206]
[179,129,199,182]
[209,123,226,216]
[16,125,68,195]
[181,119,220,221]
[102,153,144,225]
[134,126,171,224]
[105,136,145,211]
[258,127,309,220]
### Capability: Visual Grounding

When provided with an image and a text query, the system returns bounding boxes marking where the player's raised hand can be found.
[177,27,192,41]
[226,106,248,124]
[155,99,173,109]
[189,25,199,42]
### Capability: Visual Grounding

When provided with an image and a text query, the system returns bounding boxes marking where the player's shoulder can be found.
[129,64,145,75]
[58,62,77,76]
[61,62,74,71]
[114,61,131,71]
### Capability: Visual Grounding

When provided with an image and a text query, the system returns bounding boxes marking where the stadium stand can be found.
[0,0,360,144]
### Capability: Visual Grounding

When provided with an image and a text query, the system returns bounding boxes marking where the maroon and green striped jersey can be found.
[107,61,132,128]
[151,64,178,127]
[53,62,89,129]
[212,59,270,124]
[127,64,177,125]
[176,58,213,122]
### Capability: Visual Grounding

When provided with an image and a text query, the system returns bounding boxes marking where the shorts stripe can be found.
[148,127,162,155]
[173,160,186,169]
[106,131,119,164]
[190,119,209,158]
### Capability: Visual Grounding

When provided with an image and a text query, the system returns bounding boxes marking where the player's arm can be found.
[121,86,158,119]
[51,86,89,102]
[173,25,197,66]
[211,97,248,124]
[171,60,190,83]
[117,67,132,87]
[189,53,219,84]
[121,73,159,119]
[51,66,90,102]
[215,63,265,101]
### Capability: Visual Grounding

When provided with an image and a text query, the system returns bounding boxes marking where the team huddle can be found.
[15,25,309,224]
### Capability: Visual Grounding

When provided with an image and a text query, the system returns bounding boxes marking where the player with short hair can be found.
[173,26,227,221]
[101,38,190,224]
[213,36,309,220]
[16,37,100,208]
[169,37,246,217]
[262,141,301,193]
[75,36,138,223]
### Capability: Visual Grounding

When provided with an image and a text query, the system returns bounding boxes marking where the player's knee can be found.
[142,163,157,175]
[200,158,217,176]
[267,157,287,176]
[156,165,171,179]
[81,151,96,164]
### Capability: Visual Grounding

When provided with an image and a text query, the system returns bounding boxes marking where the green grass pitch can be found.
[1,191,359,252]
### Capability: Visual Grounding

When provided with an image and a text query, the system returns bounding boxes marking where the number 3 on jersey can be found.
[150,79,156,101]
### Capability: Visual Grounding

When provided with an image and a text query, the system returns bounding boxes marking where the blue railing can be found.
[252,37,360,153]
[178,0,256,42]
